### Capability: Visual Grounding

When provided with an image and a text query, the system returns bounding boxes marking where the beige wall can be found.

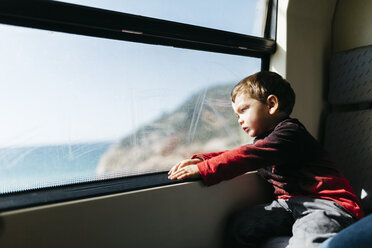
[0,173,272,248]
[270,0,337,138]
[333,0,372,52]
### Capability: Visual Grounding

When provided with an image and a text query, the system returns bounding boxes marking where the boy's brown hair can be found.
[231,71,296,116]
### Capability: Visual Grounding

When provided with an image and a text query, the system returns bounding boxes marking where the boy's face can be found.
[232,93,276,137]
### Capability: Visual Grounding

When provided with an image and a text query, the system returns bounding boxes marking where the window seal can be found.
[264,0,278,40]
[0,0,276,58]
[0,172,198,212]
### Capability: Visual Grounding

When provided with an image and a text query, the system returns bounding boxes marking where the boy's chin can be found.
[248,130,264,138]
[247,131,256,137]
[244,128,261,137]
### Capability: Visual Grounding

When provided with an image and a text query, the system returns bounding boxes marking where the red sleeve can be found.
[197,121,304,186]
[191,151,228,160]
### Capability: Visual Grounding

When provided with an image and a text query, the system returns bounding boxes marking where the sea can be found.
[0,141,113,194]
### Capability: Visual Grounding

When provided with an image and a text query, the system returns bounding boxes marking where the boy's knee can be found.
[289,209,354,248]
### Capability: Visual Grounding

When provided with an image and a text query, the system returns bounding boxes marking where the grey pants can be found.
[225,197,356,248]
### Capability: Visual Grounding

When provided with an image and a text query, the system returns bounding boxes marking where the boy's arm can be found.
[197,122,304,185]
[191,151,228,161]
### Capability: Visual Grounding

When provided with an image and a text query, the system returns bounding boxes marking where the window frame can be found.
[0,0,277,211]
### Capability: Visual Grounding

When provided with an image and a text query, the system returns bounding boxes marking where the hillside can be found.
[96,84,253,176]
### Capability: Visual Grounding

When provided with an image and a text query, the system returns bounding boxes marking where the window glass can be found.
[59,0,269,37]
[0,24,259,193]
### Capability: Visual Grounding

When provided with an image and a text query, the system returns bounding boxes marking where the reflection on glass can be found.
[59,0,269,37]
[0,24,259,193]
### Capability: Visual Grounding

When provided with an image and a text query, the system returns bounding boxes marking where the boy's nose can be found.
[239,118,244,125]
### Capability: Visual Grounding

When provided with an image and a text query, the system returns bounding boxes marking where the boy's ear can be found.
[266,94,279,115]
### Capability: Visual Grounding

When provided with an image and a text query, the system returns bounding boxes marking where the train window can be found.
[60,0,269,37]
[0,0,276,206]
[0,23,259,194]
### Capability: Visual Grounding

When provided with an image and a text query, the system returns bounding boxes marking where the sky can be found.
[0,0,265,147]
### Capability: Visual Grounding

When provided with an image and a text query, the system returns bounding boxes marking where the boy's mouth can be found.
[242,127,249,133]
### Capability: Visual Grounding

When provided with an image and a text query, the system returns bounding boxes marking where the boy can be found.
[168,71,364,248]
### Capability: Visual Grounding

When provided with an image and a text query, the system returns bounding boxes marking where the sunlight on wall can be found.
[270,0,288,77]
[271,0,337,138]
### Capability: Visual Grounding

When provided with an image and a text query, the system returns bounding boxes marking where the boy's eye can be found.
[241,107,248,112]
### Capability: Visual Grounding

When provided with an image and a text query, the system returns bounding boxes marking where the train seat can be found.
[324,44,372,214]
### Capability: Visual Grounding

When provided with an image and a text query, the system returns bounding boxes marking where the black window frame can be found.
[0,0,277,211]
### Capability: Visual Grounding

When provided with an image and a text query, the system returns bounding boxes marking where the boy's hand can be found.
[168,158,202,180]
